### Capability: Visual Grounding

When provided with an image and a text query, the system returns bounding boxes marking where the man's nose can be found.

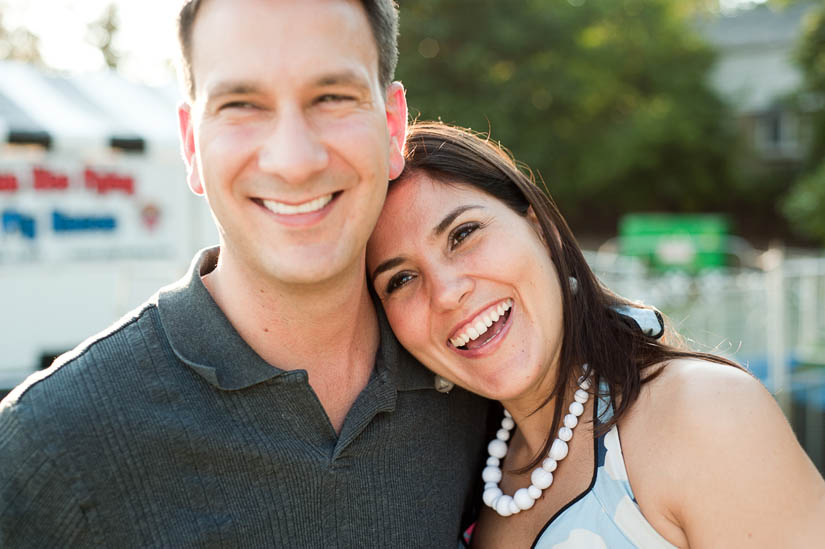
[257,108,329,184]
[431,269,474,312]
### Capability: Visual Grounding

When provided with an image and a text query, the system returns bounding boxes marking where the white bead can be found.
[488,439,508,459]
[569,401,584,417]
[482,466,502,483]
[480,371,592,519]
[531,467,554,489]
[495,495,514,517]
[549,439,569,461]
[509,499,521,515]
[483,487,502,507]
[514,488,536,510]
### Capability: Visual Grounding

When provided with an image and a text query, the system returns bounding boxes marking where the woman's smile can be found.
[449,298,513,356]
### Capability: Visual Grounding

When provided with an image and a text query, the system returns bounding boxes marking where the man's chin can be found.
[263,250,366,289]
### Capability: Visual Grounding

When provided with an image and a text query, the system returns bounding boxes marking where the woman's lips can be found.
[449,299,513,348]
[449,300,514,356]
[464,308,510,350]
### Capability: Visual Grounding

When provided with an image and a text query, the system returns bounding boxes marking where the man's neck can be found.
[202,247,380,434]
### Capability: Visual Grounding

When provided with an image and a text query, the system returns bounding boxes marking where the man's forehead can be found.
[190,0,380,97]
[192,0,372,46]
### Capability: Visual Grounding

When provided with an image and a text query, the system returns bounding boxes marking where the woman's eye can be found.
[449,222,480,250]
[386,272,415,294]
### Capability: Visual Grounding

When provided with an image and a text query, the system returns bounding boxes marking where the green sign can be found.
[619,214,729,272]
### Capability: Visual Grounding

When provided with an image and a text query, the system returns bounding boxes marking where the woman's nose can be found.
[430,270,474,311]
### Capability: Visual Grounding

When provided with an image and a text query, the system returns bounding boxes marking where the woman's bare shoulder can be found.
[622,358,767,449]
[639,357,764,418]
[624,357,825,547]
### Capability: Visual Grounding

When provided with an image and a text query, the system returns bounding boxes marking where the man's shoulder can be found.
[1,296,164,423]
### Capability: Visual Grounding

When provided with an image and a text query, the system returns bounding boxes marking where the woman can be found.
[366,122,825,548]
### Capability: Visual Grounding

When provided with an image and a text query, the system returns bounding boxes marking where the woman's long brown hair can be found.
[395,121,743,472]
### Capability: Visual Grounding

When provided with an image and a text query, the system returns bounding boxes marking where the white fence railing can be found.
[586,249,825,470]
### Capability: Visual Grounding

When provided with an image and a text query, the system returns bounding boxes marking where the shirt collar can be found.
[157,247,435,392]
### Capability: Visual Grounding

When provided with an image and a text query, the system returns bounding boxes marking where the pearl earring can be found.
[434,375,455,393]
[568,276,579,295]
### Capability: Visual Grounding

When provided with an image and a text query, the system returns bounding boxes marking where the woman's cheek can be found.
[400,301,429,352]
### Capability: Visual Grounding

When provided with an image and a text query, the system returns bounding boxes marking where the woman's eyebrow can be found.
[371,256,406,283]
[371,205,483,282]
[432,205,482,237]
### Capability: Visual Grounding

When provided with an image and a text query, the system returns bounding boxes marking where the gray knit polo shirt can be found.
[0,248,490,547]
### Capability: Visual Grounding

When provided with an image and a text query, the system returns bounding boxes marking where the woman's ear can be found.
[526,206,549,247]
[527,205,564,251]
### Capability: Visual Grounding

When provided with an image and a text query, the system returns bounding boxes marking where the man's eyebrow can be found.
[314,70,371,90]
[204,80,261,99]
[371,256,406,283]
[204,71,370,101]
[433,205,483,237]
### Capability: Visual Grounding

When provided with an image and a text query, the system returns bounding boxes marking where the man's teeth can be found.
[450,299,512,348]
[262,194,333,215]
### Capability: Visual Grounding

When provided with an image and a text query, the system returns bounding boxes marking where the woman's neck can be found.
[500,373,581,465]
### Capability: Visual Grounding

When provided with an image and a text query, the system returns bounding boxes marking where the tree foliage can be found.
[783,3,825,244]
[396,0,737,235]
[86,4,121,70]
[0,10,43,65]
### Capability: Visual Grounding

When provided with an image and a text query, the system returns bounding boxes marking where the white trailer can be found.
[0,62,217,393]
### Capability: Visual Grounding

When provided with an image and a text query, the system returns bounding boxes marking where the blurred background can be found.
[0,0,823,471]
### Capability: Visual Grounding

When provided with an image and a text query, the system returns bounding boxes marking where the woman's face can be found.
[367,173,564,406]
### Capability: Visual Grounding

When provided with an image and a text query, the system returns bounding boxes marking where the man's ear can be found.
[385,81,408,180]
[178,102,204,196]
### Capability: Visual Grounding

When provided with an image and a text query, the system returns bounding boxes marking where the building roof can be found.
[0,61,180,155]
[698,2,818,113]
[701,3,814,50]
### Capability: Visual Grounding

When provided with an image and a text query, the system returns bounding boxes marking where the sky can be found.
[1,0,768,88]
[1,0,181,86]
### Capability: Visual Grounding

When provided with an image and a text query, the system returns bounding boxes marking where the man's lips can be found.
[260,192,339,215]
[252,191,342,225]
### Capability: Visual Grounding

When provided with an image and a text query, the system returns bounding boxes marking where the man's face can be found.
[179,0,406,287]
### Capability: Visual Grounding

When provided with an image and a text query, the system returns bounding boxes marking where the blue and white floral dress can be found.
[531,390,677,549]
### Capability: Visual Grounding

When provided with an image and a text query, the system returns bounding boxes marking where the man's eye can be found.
[316,94,356,104]
[386,272,415,294]
[449,222,480,250]
[219,101,257,111]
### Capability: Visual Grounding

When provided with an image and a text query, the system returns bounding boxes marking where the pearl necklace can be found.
[481,369,593,517]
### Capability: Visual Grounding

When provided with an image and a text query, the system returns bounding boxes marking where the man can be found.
[0,1,489,546]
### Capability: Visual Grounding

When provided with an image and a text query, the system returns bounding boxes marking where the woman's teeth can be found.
[262,193,333,215]
[450,299,512,348]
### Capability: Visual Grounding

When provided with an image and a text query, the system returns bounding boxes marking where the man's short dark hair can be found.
[177,0,399,101]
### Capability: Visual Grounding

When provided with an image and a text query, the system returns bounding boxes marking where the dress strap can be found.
[596,380,614,426]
